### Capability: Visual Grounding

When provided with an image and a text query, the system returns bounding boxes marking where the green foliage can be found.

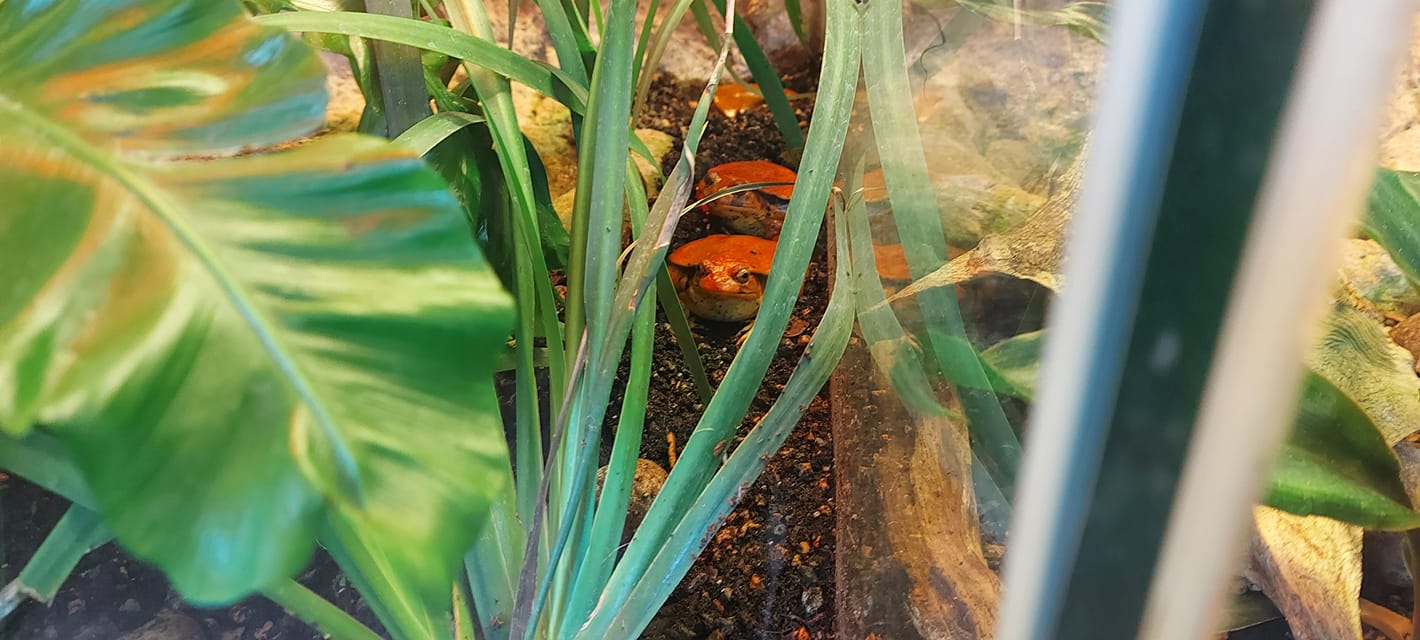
[1265,373,1420,530]
[971,315,1420,532]
[0,0,513,618]
[1366,168,1420,287]
[0,505,112,619]
[980,330,1043,402]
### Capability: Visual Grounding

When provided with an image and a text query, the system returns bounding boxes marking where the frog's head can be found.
[669,234,775,322]
[697,161,797,239]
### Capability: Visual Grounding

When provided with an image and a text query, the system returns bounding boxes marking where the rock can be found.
[597,458,670,544]
[117,610,208,640]
[1390,312,1420,373]
[1337,238,1420,321]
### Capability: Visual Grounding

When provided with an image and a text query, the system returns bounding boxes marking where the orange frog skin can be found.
[668,234,778,322]
[696,161,797,239]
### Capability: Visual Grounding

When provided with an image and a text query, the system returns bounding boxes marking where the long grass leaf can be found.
[595,0,859,604]
[574,183,857,640]
[513,0,642,629]
[656,270,715,402]
[533,0,592,85]
[361,0,432,137]
[254,12,590,112]
[0,432,96,509]
[841,152,947,417]
[0,505,111,621]
[631,0,700,122]
[708,0,805,150]
[392,112,487,154]
[515,10,739,637]
[262,579,385,640]
[433,3,569,636]
[558,194,660,634]
[860,0,1020,496]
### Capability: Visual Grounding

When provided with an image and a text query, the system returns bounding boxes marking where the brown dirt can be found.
[631,69,837,640]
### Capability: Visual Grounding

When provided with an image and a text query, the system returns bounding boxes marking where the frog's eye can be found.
[732,268,752,284]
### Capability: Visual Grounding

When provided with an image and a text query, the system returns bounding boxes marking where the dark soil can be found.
[2,474,383,640]
[631,68,837,640]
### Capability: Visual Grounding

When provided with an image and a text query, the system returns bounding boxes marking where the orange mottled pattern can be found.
[696,161,797,239]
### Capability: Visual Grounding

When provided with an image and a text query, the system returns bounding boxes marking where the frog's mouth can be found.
[682,278,762,323]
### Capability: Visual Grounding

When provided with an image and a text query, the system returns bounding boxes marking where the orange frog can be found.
[696,161,797,239]
[668,234,778,322]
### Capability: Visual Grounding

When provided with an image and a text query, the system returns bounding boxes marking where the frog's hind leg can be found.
[733,319,756,348]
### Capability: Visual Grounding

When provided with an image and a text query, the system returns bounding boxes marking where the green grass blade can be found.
[262,579,386,640]
[574,186,857,640]
[709,0,805,150]
[561,0,638,370]
[320,521,448,640]
[465,484,523,640]
[433,4,567,632]
[441,0,568,390]
[559,273,658,638]
[533,0,592,85]
[1365,168,1420,286]
[362,0,432,137]
[597,0,859,603]
[517,0,641,627]
[255,11,590,112]
[631,0,699,122]
[0,432,97,509]
[0,504,111,621]
[784,0,807,44]
[688,0,749,87]
[349,39,390,136]
[453,576,478,640]
[656,269,715,402]
[632,0,663,84]
[860,0,1020,497]
[392,112,488,154]
[841,153,948,417]
[519,18,738,637]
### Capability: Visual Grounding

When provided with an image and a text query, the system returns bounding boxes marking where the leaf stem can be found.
[263,579,386,640]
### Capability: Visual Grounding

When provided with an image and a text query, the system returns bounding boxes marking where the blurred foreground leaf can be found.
[0,0,514,607]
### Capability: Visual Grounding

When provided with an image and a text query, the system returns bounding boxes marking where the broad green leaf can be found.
[1265,371,1420,531]
[0,0,514,607]
[980,330,1044,401]
[0,0,327,157]
[1263,305,1420,529]
[1365,168,1420,287]
[958,309,1420,529]
[1304,304,1420,446]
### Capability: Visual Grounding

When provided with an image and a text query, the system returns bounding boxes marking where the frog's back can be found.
[669,234,777,274]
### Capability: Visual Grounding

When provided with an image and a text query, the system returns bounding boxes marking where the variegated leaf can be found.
[0,0,514,609]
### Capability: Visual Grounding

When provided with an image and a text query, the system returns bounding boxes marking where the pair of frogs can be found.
[670,161,912,323]
[669,160,796,323]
